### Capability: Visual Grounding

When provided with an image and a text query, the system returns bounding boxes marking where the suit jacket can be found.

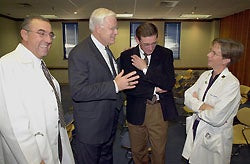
[120,45,178,125]
[0,44,74,164]
[68,36,124,144]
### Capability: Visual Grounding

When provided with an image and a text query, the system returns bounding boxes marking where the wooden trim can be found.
[174,67,210,70]
[48,67,210,71]
[47,67,68,70]
[220,9,250,86]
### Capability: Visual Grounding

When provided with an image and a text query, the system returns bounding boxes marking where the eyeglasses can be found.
[209,49,222,57]
[140,41,157,47]
[24,29,56,40]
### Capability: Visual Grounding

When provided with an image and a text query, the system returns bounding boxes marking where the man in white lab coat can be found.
[182,38,244,164]
[0,16,74,164]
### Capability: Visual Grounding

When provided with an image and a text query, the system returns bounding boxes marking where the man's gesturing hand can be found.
[115,70,139,91]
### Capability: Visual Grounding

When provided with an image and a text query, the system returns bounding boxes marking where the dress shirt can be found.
[139,47,151,74]
[139,46,158,99]
[91,35,118,75]
[91,35,119,93]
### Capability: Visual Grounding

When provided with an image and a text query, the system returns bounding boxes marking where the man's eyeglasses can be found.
[24,29,56,40]
[140,41,157,47]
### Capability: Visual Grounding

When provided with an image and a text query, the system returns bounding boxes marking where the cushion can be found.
[240,85,250,104]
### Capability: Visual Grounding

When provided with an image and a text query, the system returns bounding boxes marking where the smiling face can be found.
[21,19,53,59]
[95,15,118,46]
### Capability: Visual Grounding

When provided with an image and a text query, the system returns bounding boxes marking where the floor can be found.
[113,116,250,164]
[61,85,250,164]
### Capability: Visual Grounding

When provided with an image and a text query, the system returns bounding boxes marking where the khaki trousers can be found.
[128,103,168,164]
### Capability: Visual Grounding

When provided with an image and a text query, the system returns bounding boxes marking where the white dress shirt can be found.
[91,34,119,92]
[91,35,118,76]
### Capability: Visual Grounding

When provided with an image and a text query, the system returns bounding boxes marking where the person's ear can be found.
[135,36,140,44]
[223,58,230,65]
[96,24,102,34]
[21,29,28,41]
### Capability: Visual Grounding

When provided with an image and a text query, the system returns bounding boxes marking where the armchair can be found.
[232,107,250,155]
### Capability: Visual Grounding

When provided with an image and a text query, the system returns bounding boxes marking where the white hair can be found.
[89,8,116,32]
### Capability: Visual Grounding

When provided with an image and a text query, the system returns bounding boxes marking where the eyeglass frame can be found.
[208,48,223,57]
[139,41,157,47]
[23,29,56,40]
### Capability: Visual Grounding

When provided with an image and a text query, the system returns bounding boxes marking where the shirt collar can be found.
[91,34,106,52]
[17,43,42,69]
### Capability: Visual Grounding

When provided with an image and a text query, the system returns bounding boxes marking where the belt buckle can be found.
[147,95,158,105]
[147,99,155,104]
[196,117,201,121]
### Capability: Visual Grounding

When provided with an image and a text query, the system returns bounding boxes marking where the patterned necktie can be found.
[144,53,149,65]
[105,47,117,77]
[41,60,66,128]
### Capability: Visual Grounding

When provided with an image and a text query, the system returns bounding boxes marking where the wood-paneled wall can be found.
[220,9,250,86]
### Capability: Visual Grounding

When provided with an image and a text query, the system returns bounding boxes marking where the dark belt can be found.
[146,99,160,105]
[192,118,200,141]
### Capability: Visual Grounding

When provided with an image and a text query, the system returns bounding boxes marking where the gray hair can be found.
[89,8,116,32]
[212,38,244,65]
[20,15,50,31]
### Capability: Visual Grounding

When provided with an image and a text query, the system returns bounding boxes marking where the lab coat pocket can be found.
[202,131,223,154]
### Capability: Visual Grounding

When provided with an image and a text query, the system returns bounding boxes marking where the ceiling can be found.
[0,0,250,20]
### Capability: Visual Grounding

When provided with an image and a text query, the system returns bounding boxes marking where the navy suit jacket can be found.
[120,45,178,125]
[68,36,124,144]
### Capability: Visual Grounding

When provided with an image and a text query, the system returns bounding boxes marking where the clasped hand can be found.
[131,55,147,70]
[192,91,213,111]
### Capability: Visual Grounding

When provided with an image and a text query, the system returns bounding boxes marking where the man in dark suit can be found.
[68,8,139,164]
[120,22,178,164]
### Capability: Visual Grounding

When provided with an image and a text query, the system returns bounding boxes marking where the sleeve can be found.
[68,44,117,102]
[145,49,176,91]
[0,62,42,164]
[184,74,206,113]
[184,71,241,127]
[198,79,241,127]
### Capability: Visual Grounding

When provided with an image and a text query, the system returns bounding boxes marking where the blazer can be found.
[182,68,241,164]
[120,45,178,125]
[68,36,124,144]
[0,44,74,164]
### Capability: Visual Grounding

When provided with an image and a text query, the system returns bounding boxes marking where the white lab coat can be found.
[0,44,75,164]
[182,68,241,164]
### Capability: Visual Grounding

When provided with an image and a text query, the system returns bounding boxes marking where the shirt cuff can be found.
[142,67,148,74]
[113,80,119,93]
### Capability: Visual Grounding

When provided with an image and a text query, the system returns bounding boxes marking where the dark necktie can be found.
[41,60,63,162]
[105,47,117,77]
[144,53,149,65]
[41,60,66,127]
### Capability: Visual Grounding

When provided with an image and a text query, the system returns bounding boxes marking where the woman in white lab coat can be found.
[182,38,244,164]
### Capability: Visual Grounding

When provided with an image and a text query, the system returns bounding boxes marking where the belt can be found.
[192,118,200,140]
[146,99,160,105]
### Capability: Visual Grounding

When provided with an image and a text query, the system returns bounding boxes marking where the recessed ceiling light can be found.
[40,14,58,19]
[180,14,211,19]
[116,13,133,18]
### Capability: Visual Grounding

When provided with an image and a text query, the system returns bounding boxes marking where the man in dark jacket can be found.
[120,22,178,164]
[68,8,139,164]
